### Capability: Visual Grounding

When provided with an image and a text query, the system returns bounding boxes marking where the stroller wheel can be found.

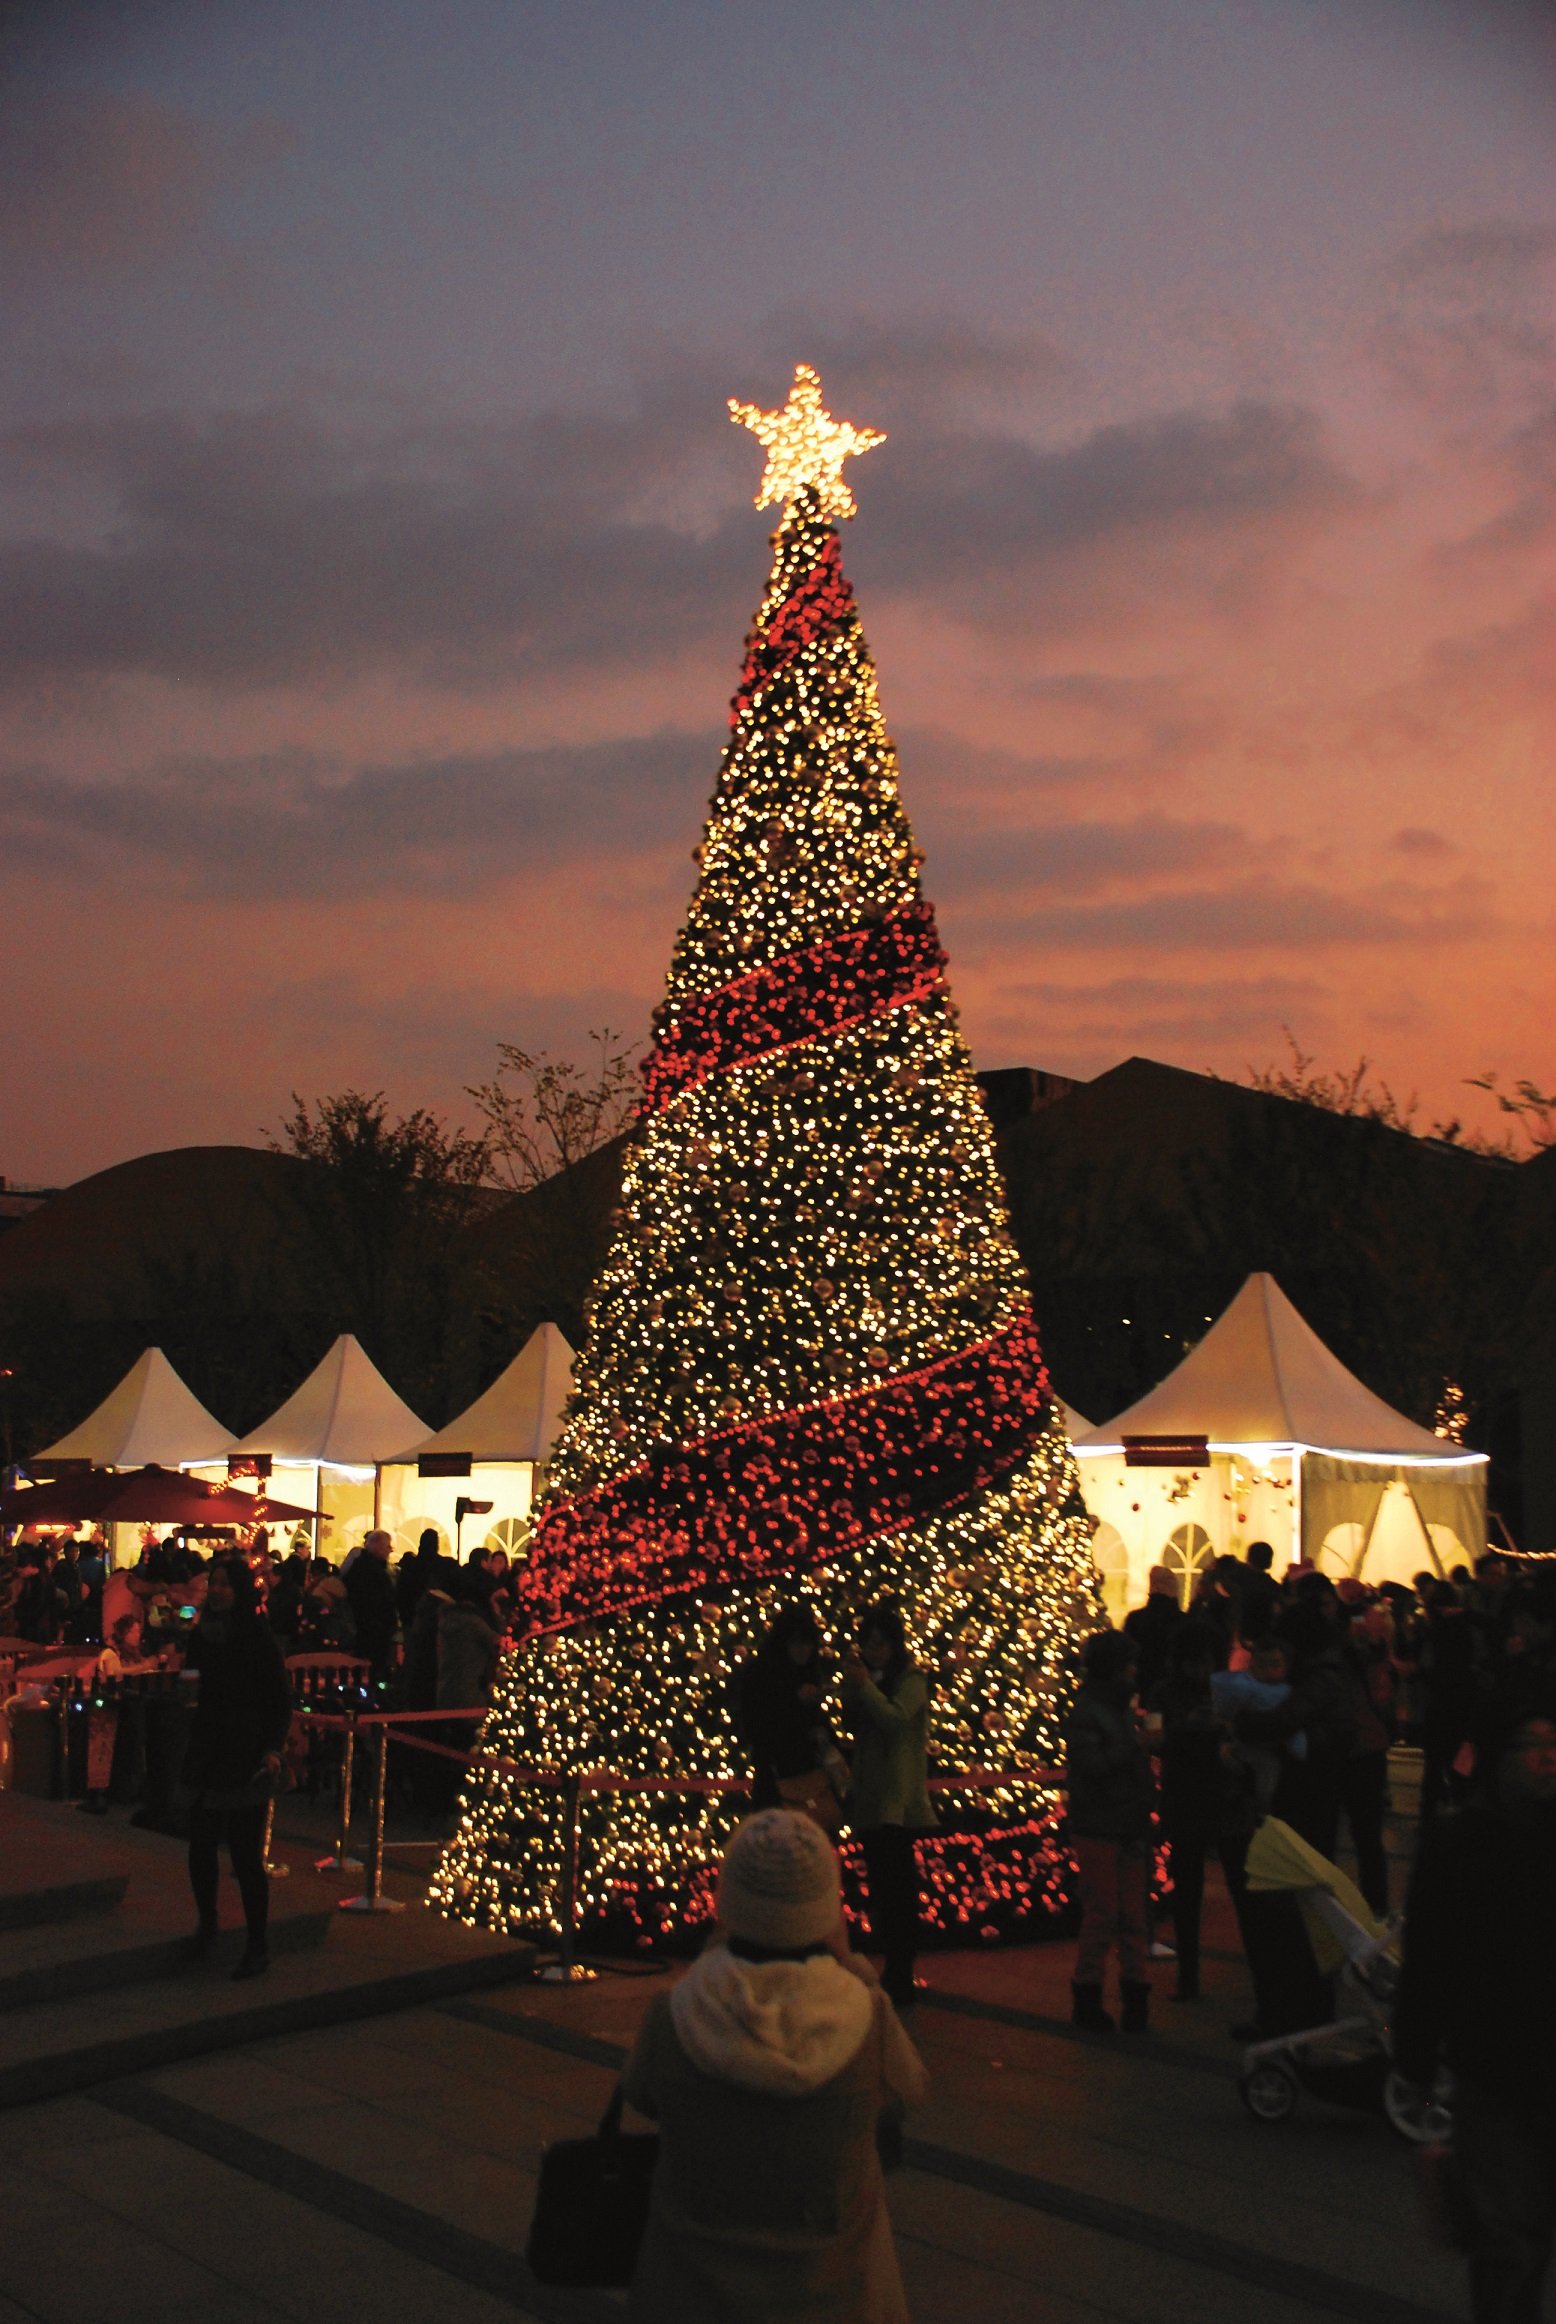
[1383,2069,1454,2145]
[1239,2062,1298,2122]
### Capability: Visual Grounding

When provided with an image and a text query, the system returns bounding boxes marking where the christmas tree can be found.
[433,366,1099,1949]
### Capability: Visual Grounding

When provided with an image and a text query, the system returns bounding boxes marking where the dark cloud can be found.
[748,314,1070,428]
[0,399,755,692]
[1443,399,1556,562]
[1373,229,1556,563]
[932,812,1245,899]
[1390,222,1556,297]
[1361,598,1555,757]
[0,730,716,898]
[0,730,1239,916]
[976,874,1493,955]
[982,971,1330,1057]
[0,88,293,274]
[1391,826,1456,858]
[852,398,1360,629]
[0,369,1360,696]
[902,729,1120,796]
[906,683,1228,806]
[1372,219,1556,429]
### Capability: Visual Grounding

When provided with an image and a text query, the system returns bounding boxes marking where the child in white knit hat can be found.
[621,1808,926,2322]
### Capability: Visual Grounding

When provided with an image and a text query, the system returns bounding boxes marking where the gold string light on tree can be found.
[431,366,1101,1953]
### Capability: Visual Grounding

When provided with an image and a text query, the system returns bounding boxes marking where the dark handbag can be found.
[876,2096,906,2171]
[526,2081,659,2287]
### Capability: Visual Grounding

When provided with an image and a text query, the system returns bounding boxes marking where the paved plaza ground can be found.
[0,1788,1486,2324]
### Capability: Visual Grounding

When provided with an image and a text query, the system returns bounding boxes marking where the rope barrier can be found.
[294,1700,1065,1794]
[285,1689,1071,1923]
[375,1727,481,1766]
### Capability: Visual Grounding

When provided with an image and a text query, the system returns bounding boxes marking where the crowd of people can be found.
[2,1519,511,1716]
[1,1520,513,1986]
[1067,1544,1556,2030]
[1070,1543,1556,2324]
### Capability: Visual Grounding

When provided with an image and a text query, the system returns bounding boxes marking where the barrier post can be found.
[538,1771,596,1983]
[339,1721,404,1914]
[54,1681,72,1801]
[314,1707,363,1873]
[261,1791,291,1879]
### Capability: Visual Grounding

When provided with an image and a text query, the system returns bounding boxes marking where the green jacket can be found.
[845,1666,939,1832]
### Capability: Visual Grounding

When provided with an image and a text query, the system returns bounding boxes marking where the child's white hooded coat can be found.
[623,1944,926,2323]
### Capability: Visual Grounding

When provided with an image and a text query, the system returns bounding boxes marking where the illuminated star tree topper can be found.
[729,362,886,522]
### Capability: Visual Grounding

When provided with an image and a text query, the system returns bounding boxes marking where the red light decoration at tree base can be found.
[451,1790,1081,1955]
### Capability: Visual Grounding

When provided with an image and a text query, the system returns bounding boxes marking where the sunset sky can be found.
[2,0,1552,1185]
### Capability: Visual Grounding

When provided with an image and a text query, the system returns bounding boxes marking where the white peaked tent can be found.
[229,1335,428,1468]
[1070,1273,1488,1605]
[211,1335,429,1554]
[377,1324,576,1560]
[39,1347,235,1468]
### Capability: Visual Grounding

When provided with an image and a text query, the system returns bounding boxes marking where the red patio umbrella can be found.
[0,1465,315,1529]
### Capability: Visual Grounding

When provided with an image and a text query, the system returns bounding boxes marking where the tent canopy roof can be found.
[229,1334,428,1466]
[389,1324,575,1465]
[1073,1273,1483,1462]
[39,1347,235,1467]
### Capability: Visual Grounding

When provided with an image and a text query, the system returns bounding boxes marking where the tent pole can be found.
[372,1463,381,1528]
[314,1461,324,1557]
[1293,1449,1305,1573]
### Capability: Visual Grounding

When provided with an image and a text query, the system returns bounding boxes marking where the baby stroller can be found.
[1235,1818,1452,2143]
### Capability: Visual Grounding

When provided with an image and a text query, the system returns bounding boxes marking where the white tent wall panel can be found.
[185,1457,541,1566]
[1075,1450,1484,1610]
[183,1460,378,1562]
[375,1460,538,1561]
[1076,1451,1297,1613]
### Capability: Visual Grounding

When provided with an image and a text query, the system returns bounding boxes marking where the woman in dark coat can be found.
[1149,1621,1224,2001]
[1065,1629,1157,2032]
[733,1605,838,1817]
[181,1556,293,1980]
[395,1527,448,1630]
